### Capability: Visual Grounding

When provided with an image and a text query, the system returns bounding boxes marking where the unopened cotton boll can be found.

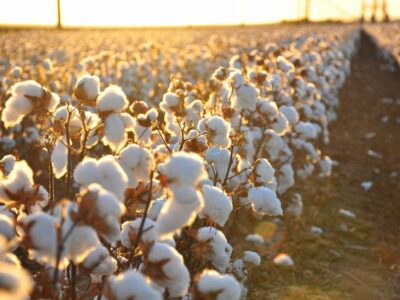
[248,187,282,216]
[106,270,162,300]
[73,74,100,104]
[197,227,232,272]
[195,269,241,300]
[0,261,32,300]
[199,185,232,227]
[143,242,190,298]
[243,251,261,266]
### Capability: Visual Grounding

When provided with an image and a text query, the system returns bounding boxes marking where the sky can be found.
[0,0,399,27]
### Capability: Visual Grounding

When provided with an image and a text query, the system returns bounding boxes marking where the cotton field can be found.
[0,22,399,300]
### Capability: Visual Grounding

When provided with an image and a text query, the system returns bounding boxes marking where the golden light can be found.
[0,0,400,27]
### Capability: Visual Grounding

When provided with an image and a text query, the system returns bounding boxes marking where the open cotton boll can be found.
[195,269,241,300]
[96,85,128,113]
[0,261,32,300]
[63,224,99,264]
[0,214,16,243]
[295,122,317,140]
[74,155,128,201]
[277,163,295,195]
[256,99,279,119]
[164,152,207,185]
[253,158,275,186]
[147,197,166,221]
[273,253,294,266]
[205,147,231,181]
[121,218,156,248]
[74,183,125,243]
[186,100,203,127]
[319,155,333,177]
[285,193,303,218]
[153,187,203,239]
[243,251,261,266]
[18,212,59,266]
[0,155,16,176]
[143,242,190,298]
[272,112,290,136]
[160,92,180,113]
[197,227,232,273]
[81,245,117,280]
[264,130,285,161]
[234,83,258,112]
[103,113,129,152]
[73,74,100,104]
[245,234,264,245]
[279,105,299,127]
[199,185,232,227]
[51,138,68,179]
[202,116,231,148]
[248,187,282,216]
[106,270,162,300]
[118,144,154,188]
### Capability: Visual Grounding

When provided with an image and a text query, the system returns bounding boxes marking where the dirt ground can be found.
[247,30,400,300]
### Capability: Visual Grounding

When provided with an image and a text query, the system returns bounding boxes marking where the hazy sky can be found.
[0,0,399,26]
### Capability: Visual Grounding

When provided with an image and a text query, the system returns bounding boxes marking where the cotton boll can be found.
[195,269,241,300]
[73,74,100,104]
[81,245,117,280]
[147,197,166,221]
[103,113,128,152]
[234,83,258,112]
[97,85,128,113]
[253,158,275,186]
[75,183,125,243]
[264,130,285,161]
[18,212,58,266]
[118,144,154,188]
[160,92,180,113]
[319,155,333,177]
[272,112,290,136]
[0,214,16,243]
[106,270,162,300]
[243,251,261,266]
[199,185,232,227]
[285,193,303,218]
[63,224,99,264]
[51,138,68,179]
[277,163,295,195]
[74,156,128,201]
[295,122,317,140]
[279,105,298,127]
[197,227,232,272]
[143,242,190,298]
[205,146,231,182]
[256,99,279,119]
[121,218,156,248]
[154,188,203,239]
[273,253,294,266]
[202,116,231,148]
[245,234,264,245]
[0,261,32,300]
[0,155,16,176]
[248,187,282,216]
[186,100,203,127]
[164,152,207,186]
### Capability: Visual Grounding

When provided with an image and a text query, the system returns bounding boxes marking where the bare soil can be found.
[248,30,400,300]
